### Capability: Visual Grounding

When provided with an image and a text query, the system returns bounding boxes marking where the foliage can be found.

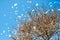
[11,9,60,40]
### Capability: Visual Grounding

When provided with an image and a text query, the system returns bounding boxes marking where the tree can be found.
[10,9,60,40]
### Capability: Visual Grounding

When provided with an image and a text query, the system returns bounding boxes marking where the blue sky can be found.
[0,0,60,40]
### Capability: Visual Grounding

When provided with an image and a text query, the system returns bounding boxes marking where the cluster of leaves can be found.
[11,9,60,40]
